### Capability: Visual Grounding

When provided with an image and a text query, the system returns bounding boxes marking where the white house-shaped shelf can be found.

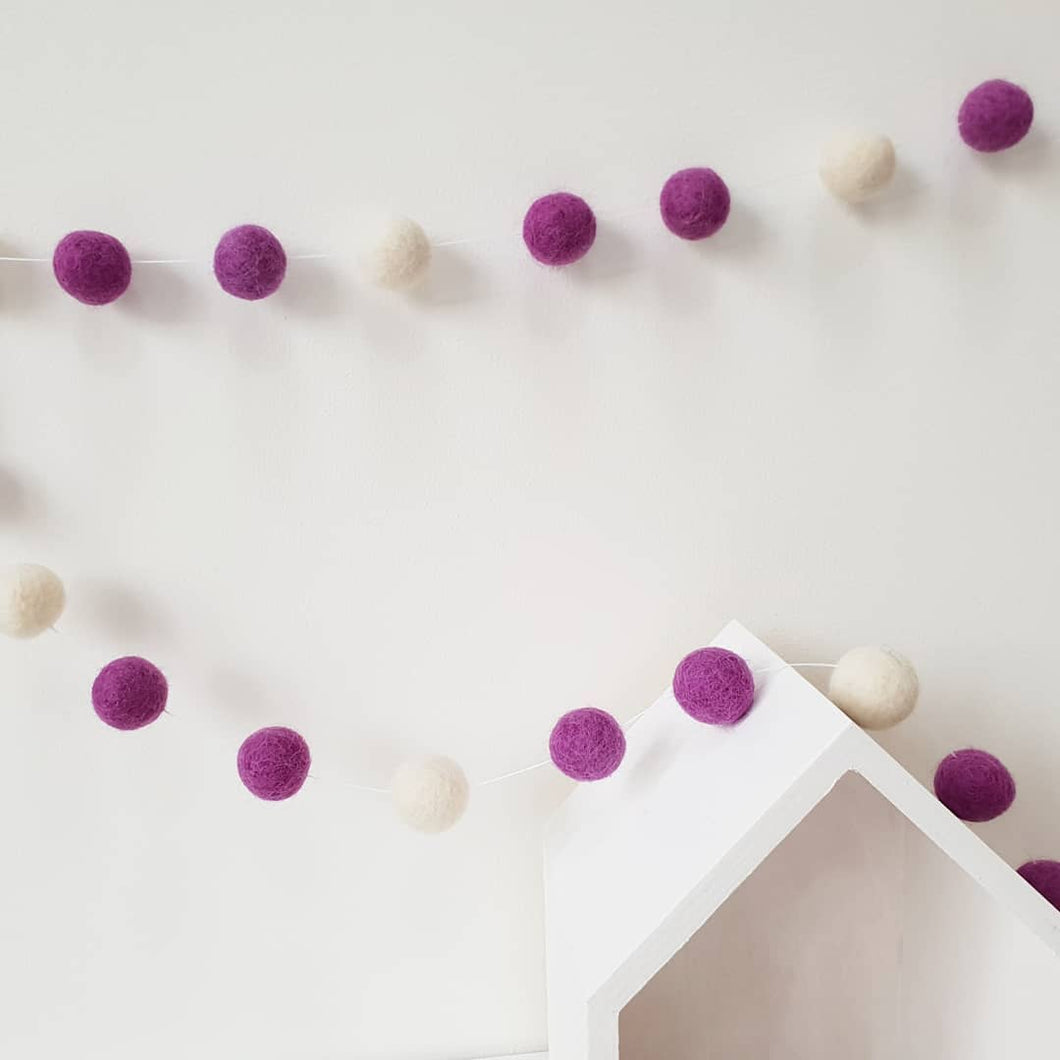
[544,621,1060,1060]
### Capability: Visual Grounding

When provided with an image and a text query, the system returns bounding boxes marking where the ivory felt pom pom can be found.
[819,134,896,203]
[549,707,626,781]
[53,231,132,305]
[672,647,755,725]
[0,563,65,637]
[828,645,918,729]
[92,656,168,730]
[391,755,469,832]
[213,224,287,300]
[363,216,431,289]
[237,726,311,800]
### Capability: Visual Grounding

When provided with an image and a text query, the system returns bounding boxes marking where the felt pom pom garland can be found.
[6,575,1060,883]
[2,79,1053,863]
[0,75,1036,302]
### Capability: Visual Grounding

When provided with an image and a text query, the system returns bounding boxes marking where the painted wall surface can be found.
[0,1,1057,1057]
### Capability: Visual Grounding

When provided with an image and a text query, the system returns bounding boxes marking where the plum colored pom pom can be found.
[53,231,132,305]
[213,224,287,300]
[934,748,1016,822]
[92,656,168,730]
[523,192,596,266]
[673,647,755,725]
[549,707,625,781]
[391,755,469,833]
[0,563,65,638]
[1018,860,1060,912]
[958,79,1034,152]
[237,726,310,800]
[659,168,731,240]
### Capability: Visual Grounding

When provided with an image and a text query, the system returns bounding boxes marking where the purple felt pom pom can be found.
[1018,860,1060,912]
[673,646,755,725]
[53,231,132,305]
[213,224,287,300]
[934,748,1015,822]
[549,707,625,781]
[958,79,1034,153]
[92,656,168,730]
[523,192,596,266]
[237,726,310,801]
[660,168,731,240]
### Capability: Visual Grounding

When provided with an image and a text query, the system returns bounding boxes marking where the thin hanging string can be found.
[72,632,838,793]
[165,661,837,791]
[0,155,854,268]
[753,661,838,675]
[0,252,339,265]
[477,707,651,787]
[161,705,391,795]
[473,662,835,787]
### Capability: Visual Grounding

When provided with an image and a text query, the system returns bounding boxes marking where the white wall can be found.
[0,1,1057,1057]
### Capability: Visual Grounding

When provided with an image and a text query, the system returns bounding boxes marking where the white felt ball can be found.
[363,216,431,290]
[391,755,469,833]
[0,563,65,638]
[828,645,918,730]
[819,134,896,203]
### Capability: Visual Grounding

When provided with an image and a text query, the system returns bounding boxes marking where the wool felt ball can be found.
[237,726,311,800]
[659,168,731,239]
[52,231,132,305]
[0,563,65,638]
[363,216,431,290]
[819,134,896,203]
[549,707,626,781]
[92,656,168,730]
[672,647,755,725]
[523,192,596,266]
[213,224,287,300]
[1017,860,1060,912]
[828,646,918,730]
[391,755,469,833]
[934,748,1016,822]
[958,79,1034,152]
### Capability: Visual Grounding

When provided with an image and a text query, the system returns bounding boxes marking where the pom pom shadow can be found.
[704,202,769,260]
[207,665,286,727]
[119,260,198,324]
[567,224,639,285]
[0,247,53,315]
[76,576,172,643]
[410,245,489,306]
[973,126,1052,178]
[846,163,928,226]
[0,465,44,526]
[275,257,350,318]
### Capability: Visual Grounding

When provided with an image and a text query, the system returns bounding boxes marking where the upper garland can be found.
[2,77,1036,306]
